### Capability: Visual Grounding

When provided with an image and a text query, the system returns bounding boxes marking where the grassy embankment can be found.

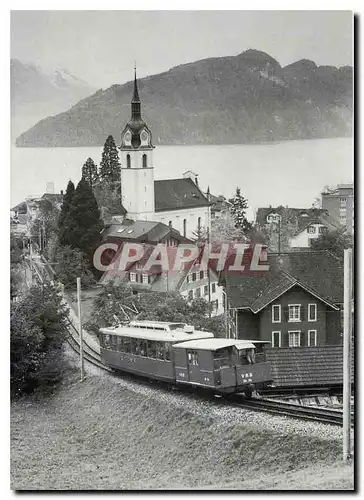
[11,365,354,490]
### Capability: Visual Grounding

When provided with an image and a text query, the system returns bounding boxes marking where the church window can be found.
[126,154,131,168]
[198,217,201,230]
[183,219,187,237]
[142,154,147,168]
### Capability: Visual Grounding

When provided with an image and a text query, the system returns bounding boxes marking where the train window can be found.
[213,348,231,369]
[147,340,157,358]
[140,339,148,357]
[104,334,111,349]
[134,339,141,355]
[130,338,137,354]
[116,336,122,352]
[246,349,256,364]
[187,350,199,366]
[164,342,171,361]
[156,342,165,360]
[110,336,117,350]
[123,337,132,353]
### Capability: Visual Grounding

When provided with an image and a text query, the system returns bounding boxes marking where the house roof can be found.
[41,193,63,204]
[103,218,189,243]
[266,346,353,387]
[222,250,343,312]
[255,207,329,228]
[154,178,210,212]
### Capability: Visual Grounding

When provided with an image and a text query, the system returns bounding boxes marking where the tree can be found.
[82,157,99,190]
[86,283,224,338]
[11,283,69,397]
[85,281,136,333]
[94,181,125,222]
[311,229,353,261]
[58,180,75,231]
[54,246,96,290]
[228,187,252,234]
[30,198,60,252]
[99,135,121,185]
[210,210,247,244]
[60,178,103,256]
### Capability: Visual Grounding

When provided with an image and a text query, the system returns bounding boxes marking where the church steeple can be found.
[131,66,141,120]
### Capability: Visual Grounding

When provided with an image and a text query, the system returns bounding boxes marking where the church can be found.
[118,70,211,240]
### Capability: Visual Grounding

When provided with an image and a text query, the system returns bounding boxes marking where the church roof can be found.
[154,178,210,212]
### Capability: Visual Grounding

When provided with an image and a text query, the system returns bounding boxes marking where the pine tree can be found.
[58,180,75,230]
[229,187,252,234]
[61,178,103,255]
[81,157,99,190]
[99,135,121,184]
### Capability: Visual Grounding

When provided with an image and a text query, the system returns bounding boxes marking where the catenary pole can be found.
[343,248,352,463]
[77,277,85,382]
[207,227,212,318]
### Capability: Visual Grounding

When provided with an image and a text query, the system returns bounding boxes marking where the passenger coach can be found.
[99,321,272,394]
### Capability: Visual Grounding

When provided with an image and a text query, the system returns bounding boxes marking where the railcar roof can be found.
[129,320,186,329]
[99,326,214,343]
[173,338,256,351]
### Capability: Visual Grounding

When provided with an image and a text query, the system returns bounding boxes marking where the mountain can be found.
[11,59,96,140]
[15,50,353,147]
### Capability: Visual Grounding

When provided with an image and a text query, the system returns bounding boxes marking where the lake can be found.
[11,138,353,219]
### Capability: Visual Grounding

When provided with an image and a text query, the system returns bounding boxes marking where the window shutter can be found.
[283,306,289,323]
[282,332,289,347]
[300,305,305,322]
[300,331,305,347]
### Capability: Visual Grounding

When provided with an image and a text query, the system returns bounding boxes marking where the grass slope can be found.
[11,370,354,490]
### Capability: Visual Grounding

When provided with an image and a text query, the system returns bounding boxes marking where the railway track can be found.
[31,248,354,428]
[229,395,353,426]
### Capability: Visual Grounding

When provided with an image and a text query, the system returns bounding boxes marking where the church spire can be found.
[131,64,141,120]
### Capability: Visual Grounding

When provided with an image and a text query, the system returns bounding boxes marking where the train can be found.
[99,320,273,396]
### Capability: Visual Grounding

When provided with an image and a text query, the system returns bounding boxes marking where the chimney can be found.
[183,170,199,185]
[46,182,55,194]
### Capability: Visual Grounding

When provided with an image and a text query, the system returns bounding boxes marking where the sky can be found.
[10,10,353,89]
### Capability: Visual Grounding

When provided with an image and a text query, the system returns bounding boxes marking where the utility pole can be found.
[77,277,85,382]
[207,227,211,318]
[343,248,352,463]
[278,216,281,255]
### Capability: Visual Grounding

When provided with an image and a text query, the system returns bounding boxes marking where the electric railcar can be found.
[99,321,272,395]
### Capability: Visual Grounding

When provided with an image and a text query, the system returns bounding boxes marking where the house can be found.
[99,234,224,316]
[205,189,232,220]
[118,70,211,239]
[255,206,340,250]
[321,183,354,235]
[219,250,343,347]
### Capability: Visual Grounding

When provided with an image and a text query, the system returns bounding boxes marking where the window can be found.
[340,197,347,207]
[169,221,172,228]
[211,283,216,294]
[200,270,204,280]
[187,350,199,366]
[192,273,196,282]
[198,217,201,230]
[288,304,301,322]
[307,226,316,234]
[308,330,317,346]
[186,275,190,284]
[130,272,136,282]
[195,288,201,298]
[155,342,165,360]
[123,337,132,353]
[147,340,156,358]
[142,274,149,284]
[164,343,171,361]
[183,219,187,237]
[215,299,219,310]
[272,305,281,323]
[288,331,301,347]
[117,336,124,352]
[110,335,117,350]
[204,284,209,295]
[188,290,193,301]
[126,154,131,168]
[318,226,326,234]
[340,216,347,225]
[142,154,147,168]
[204,270,208,279]
[272,331,281,348]
[308,303,317,322]
[140,339,148,357]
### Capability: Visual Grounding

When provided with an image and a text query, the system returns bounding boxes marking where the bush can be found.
[10,283,69,397]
